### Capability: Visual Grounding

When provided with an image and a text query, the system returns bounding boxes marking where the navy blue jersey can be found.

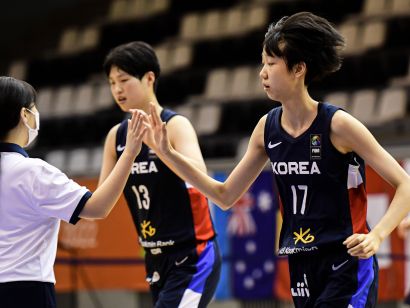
[116,109,216,253]
[264,103,368,255]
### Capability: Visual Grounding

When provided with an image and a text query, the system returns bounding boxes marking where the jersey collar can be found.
[0,142,29,157]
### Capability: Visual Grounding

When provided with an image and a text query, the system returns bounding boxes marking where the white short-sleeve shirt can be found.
[0,143,92,283]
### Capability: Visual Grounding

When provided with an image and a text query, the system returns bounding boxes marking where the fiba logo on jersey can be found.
[310,134,321,160]
[310,134,321,146]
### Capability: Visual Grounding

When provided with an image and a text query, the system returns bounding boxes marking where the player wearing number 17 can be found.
[143,12,410,308]
[99,41,221,307]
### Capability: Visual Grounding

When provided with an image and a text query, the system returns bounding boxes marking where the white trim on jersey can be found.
[178,289,201,308]
[347,163,364,189]
[185,182,194,189]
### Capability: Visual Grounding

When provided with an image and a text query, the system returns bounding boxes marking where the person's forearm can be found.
[371,183,410,242]
[81,152,134,218]
[158,147,233,209]
[180,155,207,173]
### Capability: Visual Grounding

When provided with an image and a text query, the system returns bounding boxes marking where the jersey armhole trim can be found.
[161,108,178,123]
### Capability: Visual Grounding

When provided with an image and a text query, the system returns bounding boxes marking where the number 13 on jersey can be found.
[132,185,150,210]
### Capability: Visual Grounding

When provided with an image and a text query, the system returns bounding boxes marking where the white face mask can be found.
[23,108,40,147]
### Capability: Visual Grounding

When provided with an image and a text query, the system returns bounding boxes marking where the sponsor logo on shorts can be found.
[146,271,160,285]
[291,273,310,298]
[332,259,349,271]
[175,256,189,266]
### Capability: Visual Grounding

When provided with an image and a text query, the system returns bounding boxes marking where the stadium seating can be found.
[3,0,410,173]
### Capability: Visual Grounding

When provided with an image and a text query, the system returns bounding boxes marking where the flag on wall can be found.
[212,171,278,300]
[230,171,278,299]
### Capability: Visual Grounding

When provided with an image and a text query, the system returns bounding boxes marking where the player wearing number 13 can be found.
[143,12,410,308]
[99,41,221,307]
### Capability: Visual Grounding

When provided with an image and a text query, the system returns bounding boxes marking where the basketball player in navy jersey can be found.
[142,12,410,308]
[99,41,221,307]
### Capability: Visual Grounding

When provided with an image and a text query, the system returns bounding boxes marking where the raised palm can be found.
[124,111,147,157]
[147,104,171,155]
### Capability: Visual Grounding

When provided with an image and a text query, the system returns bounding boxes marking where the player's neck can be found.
[280,92,318,137]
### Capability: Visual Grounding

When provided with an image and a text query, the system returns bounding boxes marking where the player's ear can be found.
[143,71,156,88]
[293,62,306,78]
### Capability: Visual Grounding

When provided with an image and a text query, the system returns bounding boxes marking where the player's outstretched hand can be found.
[343,232,381,259]
[124,111,147,158]
[147,103,172,156]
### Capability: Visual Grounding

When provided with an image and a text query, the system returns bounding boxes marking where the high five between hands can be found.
[125,110,148,158]
[131,103,172,156]
[133,103,383,260]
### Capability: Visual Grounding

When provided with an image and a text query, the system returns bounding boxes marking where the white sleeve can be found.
[31,160,92,224]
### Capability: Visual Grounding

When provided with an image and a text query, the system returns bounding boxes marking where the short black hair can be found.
[103,41,160,89]
[263,12,345,86]
[0,76,36,140]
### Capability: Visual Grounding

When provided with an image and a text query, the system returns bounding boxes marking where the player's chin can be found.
[265,88,276,100]
[265,91,277,101]
[116,103,129,112]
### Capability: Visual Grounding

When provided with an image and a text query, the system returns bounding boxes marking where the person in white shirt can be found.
[0,76,146,308]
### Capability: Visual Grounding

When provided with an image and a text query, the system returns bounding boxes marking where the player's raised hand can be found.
[124,111,147,157]
[128,108,156,149]
[148,102,172,155]
[343,232,381,259]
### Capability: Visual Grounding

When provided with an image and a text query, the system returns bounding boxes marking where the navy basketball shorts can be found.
[0,281,56,308]
[145,239,221,308]
[288,246,378,308]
